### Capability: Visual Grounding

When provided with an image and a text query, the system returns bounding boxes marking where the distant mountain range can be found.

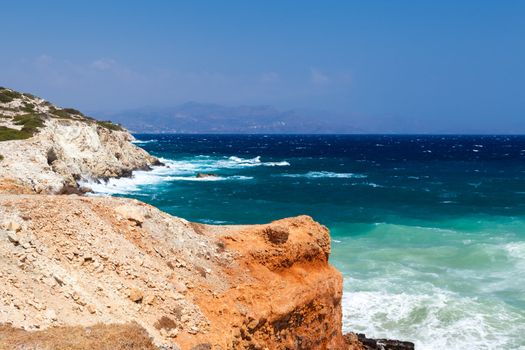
[101,103,362,134]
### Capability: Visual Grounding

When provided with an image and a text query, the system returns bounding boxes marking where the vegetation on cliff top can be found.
[0,88,22,103]
[0,113,45,141]
[0,323,158,350]
[96,120,124,131]
[0,87,124,141]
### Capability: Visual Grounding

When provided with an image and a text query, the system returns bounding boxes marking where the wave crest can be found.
[282,171,367,179]
[82,155,287,195]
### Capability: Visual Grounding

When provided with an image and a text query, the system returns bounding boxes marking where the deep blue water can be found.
[88,134,525,349]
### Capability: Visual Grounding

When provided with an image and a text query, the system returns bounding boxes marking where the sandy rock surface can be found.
[0,194,346,349]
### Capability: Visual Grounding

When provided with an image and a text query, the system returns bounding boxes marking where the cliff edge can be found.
[0,87,158,194]
[0,195,346,349]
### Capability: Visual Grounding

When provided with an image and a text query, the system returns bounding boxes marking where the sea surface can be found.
[86,134,525,349]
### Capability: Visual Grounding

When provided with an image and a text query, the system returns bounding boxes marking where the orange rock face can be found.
[182,216,346,349]
[0,195,347,349]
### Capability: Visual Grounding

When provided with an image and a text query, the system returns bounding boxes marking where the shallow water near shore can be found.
[87,134,525,349]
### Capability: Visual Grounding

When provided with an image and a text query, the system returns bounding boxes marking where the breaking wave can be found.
[281,171,367,179]
[131,139,157,144]
[81,155,286,195]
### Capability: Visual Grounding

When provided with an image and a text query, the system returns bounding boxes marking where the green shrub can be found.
[0,126,33,141]
[0,114,47,141]
[0,154,3,161]
[0,89,22,103]
[21,102,36,113]
[97,120,124,131]
[49,107,75,119]
[62,108,84,116]
[22,92,37,99]
[13,114,44,133]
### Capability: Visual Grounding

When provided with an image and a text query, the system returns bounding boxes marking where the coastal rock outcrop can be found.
[196,172,218,178]
[0,195,346,349]
[0,88,158,194]
[344,333,415,350]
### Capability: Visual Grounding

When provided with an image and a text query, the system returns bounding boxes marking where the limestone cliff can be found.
[0,87,158,194]
[0,195,346,349]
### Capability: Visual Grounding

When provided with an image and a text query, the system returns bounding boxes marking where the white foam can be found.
[222,156,290,168]
[199,219,229,224]
[504,241,525,261]
[82,155,281,195]
[170,175,253,181]
[342,287,524,350]
[81,166,176,195]
[131,139,157,144]
[282,171,367,179]
[227,155,261,166]
[339,231,525,350]
[264,161,291,166]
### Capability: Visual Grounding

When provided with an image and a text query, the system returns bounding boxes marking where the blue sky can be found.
[1,1,524,132]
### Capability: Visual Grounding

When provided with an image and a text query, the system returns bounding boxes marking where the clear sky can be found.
[1,1,524,133]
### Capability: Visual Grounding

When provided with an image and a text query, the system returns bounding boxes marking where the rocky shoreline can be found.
[0,88,414,349]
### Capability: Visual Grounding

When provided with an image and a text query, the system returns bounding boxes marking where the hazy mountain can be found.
[101,103,363,134]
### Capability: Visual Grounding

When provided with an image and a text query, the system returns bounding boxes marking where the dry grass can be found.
[153,316,177,331]
[189,222,206,235]
[0,323,159,350]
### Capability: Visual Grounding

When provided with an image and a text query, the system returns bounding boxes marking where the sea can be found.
[85,134,525,350]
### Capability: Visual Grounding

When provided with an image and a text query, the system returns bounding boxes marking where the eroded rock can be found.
[129,288,144,303]
[0,195,348,349]
[116,205,145,226]
[4,220,22,232]
[0,89,159,195]
[263,225,289,244]
[344,332,415,350]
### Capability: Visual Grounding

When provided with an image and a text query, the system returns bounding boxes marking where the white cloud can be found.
[260,71,280,83]
[7,54,346,110]
[34,54,54,67]
[91,58,117,71]
[310,68,329,84]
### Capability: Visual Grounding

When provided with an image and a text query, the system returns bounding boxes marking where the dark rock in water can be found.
[119,168,134,178]
[134,164,153,172]
[196,172,218,178]
[344,332,415,350]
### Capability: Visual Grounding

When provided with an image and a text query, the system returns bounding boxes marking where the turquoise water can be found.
[86,135,525,349]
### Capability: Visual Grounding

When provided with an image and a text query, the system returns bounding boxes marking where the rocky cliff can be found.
[0,195,346,349]
[0,87,158,194]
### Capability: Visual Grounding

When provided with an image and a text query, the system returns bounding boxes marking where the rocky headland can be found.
[0,87,158,194]
[0,88,413,349]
